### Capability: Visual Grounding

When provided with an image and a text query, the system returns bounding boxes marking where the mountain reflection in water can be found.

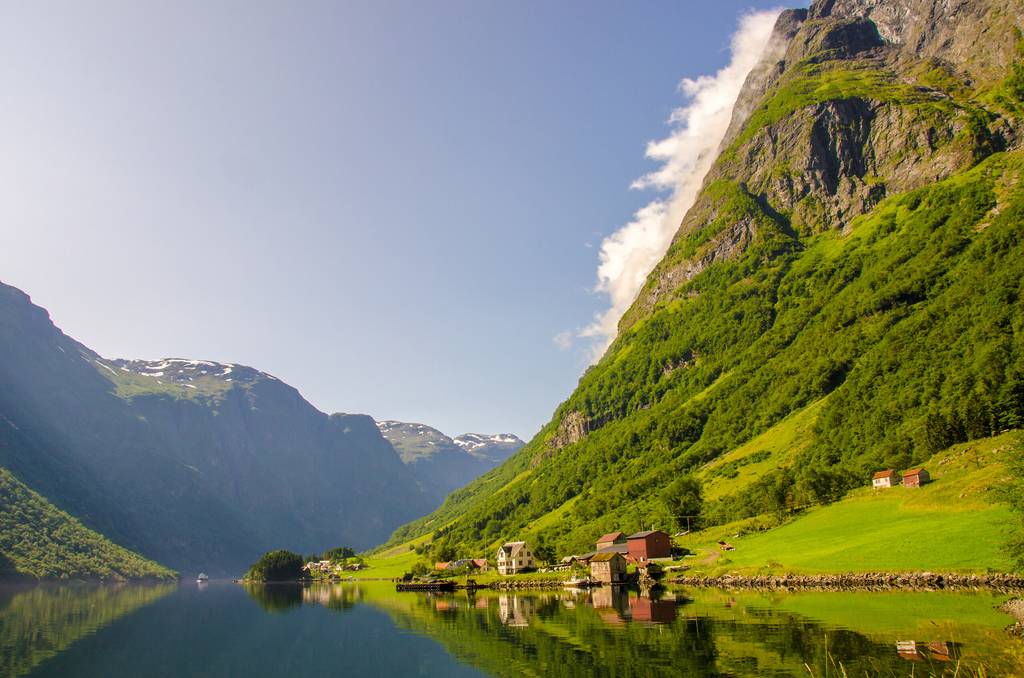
[294,583,1022,677]
[2,581,1019,677]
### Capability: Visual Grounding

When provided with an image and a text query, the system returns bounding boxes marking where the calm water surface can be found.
[1,581,1022,677]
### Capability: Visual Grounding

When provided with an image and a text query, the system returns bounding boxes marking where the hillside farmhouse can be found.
[872,469,899,488]
[902,468,930,488]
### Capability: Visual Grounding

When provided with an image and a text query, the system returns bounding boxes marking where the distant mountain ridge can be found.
[0,281,437,574]
[376,421,523,503]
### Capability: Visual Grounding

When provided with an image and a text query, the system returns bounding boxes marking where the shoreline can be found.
[667,572,1024,591]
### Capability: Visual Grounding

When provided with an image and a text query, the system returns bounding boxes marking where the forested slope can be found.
[381,0,1024,560]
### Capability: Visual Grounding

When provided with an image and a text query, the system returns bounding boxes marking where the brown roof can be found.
[590,552,624,563]
[903,468,926,476]
[596,531,625,543]
[873,469,897,479]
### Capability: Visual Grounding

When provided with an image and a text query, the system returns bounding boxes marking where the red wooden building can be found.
[902,468,930,488]
[626,530,671,563]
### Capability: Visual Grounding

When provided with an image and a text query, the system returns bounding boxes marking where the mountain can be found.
[382,0,1024,559]
[376,421,523,503]
[0,282,433,574]
[0,466,175,580]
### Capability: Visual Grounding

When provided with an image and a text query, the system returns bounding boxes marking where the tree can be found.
[322,546,355,562]
[432,539,457,563]
[661,475,703,532]
[534,537,556,565]
[246,550,304,581]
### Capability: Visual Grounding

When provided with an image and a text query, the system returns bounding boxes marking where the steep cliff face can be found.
[384,0,1024,558]
[0,282,432,572]
[624,0,1024,328]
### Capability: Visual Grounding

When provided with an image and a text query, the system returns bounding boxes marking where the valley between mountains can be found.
[2,0,1024,586]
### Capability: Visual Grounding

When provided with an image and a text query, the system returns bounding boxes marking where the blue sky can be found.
[0,0,796,439]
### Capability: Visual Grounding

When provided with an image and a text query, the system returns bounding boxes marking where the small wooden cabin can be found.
[589,552,627,584]
[872,469,899,489]
[902,468,930,488]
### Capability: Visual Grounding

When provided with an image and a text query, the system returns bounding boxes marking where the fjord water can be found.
[1,582,1021,677]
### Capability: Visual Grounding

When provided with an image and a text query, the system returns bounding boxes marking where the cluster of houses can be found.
[303,559,366,575]
[872,468,930,489]
[489,530,675,584]
[559,530,674,584]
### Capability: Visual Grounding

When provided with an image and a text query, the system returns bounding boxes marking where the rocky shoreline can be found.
[1002,598,1024,636]
[487,579,567,590]
[668,572,1024,591]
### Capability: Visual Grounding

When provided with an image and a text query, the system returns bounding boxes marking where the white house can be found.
[496,541,535,575]
[872,469,899,489]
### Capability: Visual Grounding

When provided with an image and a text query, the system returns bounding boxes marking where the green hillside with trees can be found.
[377,2,1024,569]
[0,467,175,580]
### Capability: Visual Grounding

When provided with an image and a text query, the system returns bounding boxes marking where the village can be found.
[419,529,679,590]
[410,465,934,590]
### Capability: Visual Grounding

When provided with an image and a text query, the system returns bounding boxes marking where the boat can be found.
[563,576,598,589]
[196,573,209,583]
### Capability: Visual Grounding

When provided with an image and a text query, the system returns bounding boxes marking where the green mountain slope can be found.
[0,467,175,580]
[381,0,1024,562]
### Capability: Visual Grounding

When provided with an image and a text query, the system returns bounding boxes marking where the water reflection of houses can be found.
[590,587,630,626]
[589,588,678,626]
[301,584,363,610]
[628,595,677,625]
[498,594,535,627]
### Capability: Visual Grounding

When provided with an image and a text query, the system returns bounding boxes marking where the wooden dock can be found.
[395,580,456,592]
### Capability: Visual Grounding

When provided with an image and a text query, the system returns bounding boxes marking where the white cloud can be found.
[577,9,782,361]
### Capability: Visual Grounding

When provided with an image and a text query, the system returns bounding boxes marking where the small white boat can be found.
[563,577,596,589]
[196,573,209,583]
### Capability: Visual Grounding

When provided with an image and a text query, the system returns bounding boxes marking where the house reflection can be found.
[628,594,677,625]
[498,594,534,627]
[588,587,678,626]
[590,586,629,626]
[301,583,363,611]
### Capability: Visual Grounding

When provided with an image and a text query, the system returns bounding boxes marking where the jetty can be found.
[395,580,456,592]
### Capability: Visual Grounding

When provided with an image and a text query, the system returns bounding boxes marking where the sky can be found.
[0,0,798,439]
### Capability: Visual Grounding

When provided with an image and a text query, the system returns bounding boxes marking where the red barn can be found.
[626,530,671,563]
[902,468,930,488]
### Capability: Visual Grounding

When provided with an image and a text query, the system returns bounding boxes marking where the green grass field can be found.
[682,433,1019,575]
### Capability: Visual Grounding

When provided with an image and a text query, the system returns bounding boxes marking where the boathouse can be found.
[872,469,899,489]
[902,468,930,488]
[589,552,627,584]
[627,530,671,563]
